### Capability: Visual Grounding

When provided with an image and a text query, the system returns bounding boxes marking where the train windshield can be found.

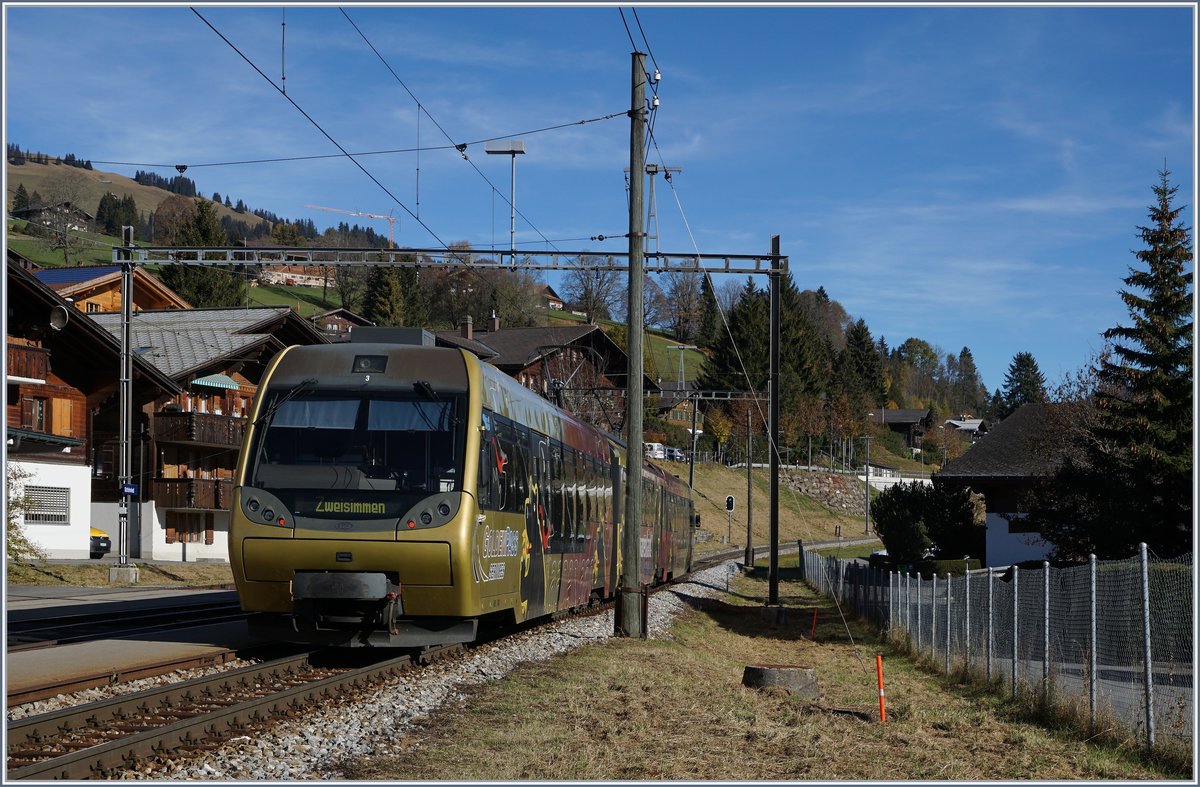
[248,391,464,494]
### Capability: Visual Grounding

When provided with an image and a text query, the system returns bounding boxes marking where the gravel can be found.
[6,659,265,722]
[81,561,734,780]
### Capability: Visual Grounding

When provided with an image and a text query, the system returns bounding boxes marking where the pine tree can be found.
[998,351,1046,419]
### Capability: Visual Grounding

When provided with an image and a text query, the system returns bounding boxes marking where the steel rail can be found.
[6,649,435,780]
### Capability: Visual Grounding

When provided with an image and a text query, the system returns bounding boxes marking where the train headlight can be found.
[437,502,451,517]
[420,511,432,525]
[247,498,260,512]
[263,508,275,522]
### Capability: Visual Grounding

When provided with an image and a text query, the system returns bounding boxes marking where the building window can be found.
[22,397,47,432]
[24,485,70,526]
[86,302,101,313]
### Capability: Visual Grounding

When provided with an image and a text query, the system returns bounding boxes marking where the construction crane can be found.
[306,204,399,249]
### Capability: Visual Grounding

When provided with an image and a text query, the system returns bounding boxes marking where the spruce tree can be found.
[834,318,886,409]
[696,274,721,350]
[1033,172,1193,560]
[998,351,1046,419]
[161,199,247,307]
[1090,170,1192,557]
[361,266,407,326]
[12,183,30,211]
[697,278,768,393]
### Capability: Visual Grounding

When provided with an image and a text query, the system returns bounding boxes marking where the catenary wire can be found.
[339,8,573,261]
[190,7,450,251]
[86,113,625,172]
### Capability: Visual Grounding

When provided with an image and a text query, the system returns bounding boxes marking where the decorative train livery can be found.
[229,343,694,647]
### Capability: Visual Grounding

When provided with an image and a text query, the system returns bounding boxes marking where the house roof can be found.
[5,255,179,394]
[34,265,126,287]
[656,380,695,410]
[11,202,96,221]
[309,307,375,327]
[33,265,191,308]
[936,403,1058,481]
[90,307,328,380]
[869,407,930,426]
[432,323,654,389]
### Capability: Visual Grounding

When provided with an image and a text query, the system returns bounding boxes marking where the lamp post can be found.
[485,140,525,265]
[862,433,872,535]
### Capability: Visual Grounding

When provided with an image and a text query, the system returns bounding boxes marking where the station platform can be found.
[5,584,261,707]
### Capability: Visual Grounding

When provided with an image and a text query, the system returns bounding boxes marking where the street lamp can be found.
[485,140,525,265]
[862,433,872,535]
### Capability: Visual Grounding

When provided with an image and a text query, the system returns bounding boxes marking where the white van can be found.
[643,442,665,459]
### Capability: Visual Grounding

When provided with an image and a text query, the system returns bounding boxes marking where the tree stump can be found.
[742,664,821,701]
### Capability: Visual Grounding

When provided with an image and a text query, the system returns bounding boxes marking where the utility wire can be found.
[339,8,571,260]
[87,113,625,172]
[190,7,450,250]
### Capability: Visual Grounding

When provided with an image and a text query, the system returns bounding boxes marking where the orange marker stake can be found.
[876,654,887,723]
[810,607,818,641]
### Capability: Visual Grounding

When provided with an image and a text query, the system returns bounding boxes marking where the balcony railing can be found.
[7,343,50,381]
[151,478,234,511]
[151,411,245,447]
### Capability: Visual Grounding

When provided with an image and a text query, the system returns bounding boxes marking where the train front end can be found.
[230,344,486,647]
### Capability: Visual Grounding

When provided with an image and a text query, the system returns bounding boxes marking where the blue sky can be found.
[4,4,1195,394]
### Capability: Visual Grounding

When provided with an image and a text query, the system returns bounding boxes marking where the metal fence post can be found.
[965,566,972,672]
[1140,543,1156,753]
[916,572,923,656]
[1042,561,1050,699]
[1089,553,1097,736]
[905,571,911,638]
[987,566,994,685]
[945,572,952,674]
[931,572,937,662]
[1012,566,1019,699]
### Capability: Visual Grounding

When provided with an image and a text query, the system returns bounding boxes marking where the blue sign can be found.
[121,483,139,496]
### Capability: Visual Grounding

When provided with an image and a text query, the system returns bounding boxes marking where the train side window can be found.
[479,411,495,509]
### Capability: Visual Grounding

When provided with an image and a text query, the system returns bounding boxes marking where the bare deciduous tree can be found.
[562,254,622,324]
[663,271,703,342]
[40,174,89,265]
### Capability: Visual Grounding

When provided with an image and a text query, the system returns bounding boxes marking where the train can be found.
[229,342,695,647]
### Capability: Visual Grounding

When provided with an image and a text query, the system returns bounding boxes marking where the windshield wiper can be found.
[251,377,318,427]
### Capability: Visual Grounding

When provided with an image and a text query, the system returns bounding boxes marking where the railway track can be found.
[5,556,756,779]
[5,647,459,780]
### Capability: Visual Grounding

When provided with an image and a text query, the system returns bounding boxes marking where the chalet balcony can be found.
[151,478,234,511]
[7,342,50,381]
[151,411,245,447]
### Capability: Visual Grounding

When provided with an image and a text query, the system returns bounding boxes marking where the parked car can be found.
[89,527,112,559]
[665,447,686,462]
[643,442,665,460]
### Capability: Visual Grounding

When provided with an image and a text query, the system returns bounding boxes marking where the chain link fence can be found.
[801,544,1192,754]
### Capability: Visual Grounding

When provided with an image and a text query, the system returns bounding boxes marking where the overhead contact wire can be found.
[190,7,450,249]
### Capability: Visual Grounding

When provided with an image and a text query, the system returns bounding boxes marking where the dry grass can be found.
[6,560,234,588]
[340,570,1186,781]
[685,462,871,557]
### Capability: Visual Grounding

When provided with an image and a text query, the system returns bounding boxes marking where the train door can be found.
[521,429,549,621]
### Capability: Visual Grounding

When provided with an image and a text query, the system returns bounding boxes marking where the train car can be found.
[229,342,694,647]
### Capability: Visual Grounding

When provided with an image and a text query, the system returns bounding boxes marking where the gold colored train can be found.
[229,342,694,647]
